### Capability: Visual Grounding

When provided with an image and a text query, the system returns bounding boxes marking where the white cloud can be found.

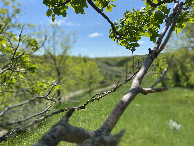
[138,41,145,44]
[89,32,103,38]
[48,18,79,26]
[48,19,64,26]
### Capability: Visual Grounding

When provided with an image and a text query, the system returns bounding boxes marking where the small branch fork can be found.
[34,109,125,146]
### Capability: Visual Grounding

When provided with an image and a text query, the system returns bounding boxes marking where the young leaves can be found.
[44,0,117,21]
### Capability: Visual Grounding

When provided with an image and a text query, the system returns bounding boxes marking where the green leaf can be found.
[46,9,52,17]
[175,27,181,34]
[52,14,55,21]
[19,73,24,79]
[145,31,151,37]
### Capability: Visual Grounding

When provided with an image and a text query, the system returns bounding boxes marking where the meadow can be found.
[2,79,194,146]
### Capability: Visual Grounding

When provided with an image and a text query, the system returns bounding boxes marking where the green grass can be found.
[1,85,194,146]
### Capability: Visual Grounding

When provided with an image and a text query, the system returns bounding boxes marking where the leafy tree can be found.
[0,0,40,102]
[36,24,78,103]
[165,23,194,88]
[0,0,57,134]
[79,58,104,96]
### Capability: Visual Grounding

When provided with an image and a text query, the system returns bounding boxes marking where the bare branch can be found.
[78,130,125,146]
[0,82,58,117]
[34,109,125,146]
[153,1,179,52]
[87,0,121,39]
[98,1,182,135]
[0,72,136,142]
[0,102,55,127]
[0,1,185,145]
[34,109,96,145]
[150,67,168,88]
[140,87,168,95]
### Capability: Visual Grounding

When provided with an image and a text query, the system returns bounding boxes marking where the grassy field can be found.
[2,79,194,145]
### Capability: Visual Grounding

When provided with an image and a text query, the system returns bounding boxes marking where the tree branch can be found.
[97,1,181,135]
[86,0,121,39]
[33,1,183,145]
[34,109,96,145]
[0,27,23,75]
[153,1,179,52]
[1,1,185,145]
[150,67,169,88]
[140,87,168,95]
[0,102,55,127]
[34,109,125,146]
[157,2,183,53]
[78,130,125,146]
[0,72,136,142]
[0,82,58,117]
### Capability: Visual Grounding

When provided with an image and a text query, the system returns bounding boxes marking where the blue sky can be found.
[12,0,165,57]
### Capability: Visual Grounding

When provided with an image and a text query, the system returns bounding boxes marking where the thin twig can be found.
[0,82,58,117]
[87,0,120,39]
[0,102,55,127]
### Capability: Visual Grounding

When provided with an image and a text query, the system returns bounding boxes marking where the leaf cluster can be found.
[44,0,117,21]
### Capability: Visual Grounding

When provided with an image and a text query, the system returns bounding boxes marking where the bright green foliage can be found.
[151,53,168,85]
[43,0,193,52]
[109,5,170,51]
[0,0,57,132]
[165,23,194,88]
[0,0,40,90]
[166,49,194,88]
[78,58,104,95]
[43,0,117,21]
[166,48,194,88]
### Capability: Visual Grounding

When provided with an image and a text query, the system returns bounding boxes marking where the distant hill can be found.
[94,55,147,85]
